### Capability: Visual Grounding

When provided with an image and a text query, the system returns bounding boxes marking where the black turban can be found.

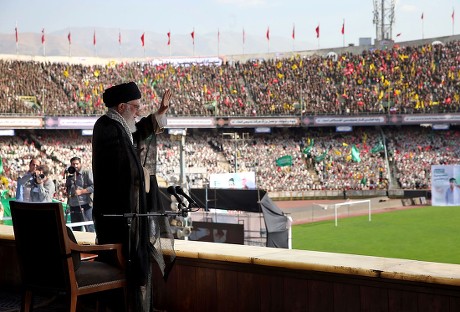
[103,82,141,108]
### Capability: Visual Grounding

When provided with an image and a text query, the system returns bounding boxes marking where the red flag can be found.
[421,12,424,20]
[41,28,45,44]
[452,9,455,22]
[315,25,320,38]
[68,32,71,44]
[341,21,345,35]
[93,30,96,46]
[15,27,18,43]
[266,27,270,40]
[141,33,145,47]
[118,31,121,44]
[167,32,171,45]
[292,24,295,39]
[191,30,195,45]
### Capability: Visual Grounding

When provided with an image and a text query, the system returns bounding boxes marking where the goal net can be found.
[334,199,372,227]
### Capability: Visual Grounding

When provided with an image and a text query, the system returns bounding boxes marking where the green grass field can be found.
[292,206,460,264]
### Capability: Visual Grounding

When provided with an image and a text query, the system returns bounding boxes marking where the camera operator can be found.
[16,158,41,202]
[29,164,55,203]
[65,156,94,232]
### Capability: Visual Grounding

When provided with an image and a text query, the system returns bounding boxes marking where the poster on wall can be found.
[209,172,256,189]
[431,165,460,206]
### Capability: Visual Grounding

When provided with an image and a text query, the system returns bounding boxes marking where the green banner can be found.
[276,155,293,167]
[352,145,361,162]
[302,138,315,155]
[371,142,385,154]
[302,146,312,155]
[314,151,328,162]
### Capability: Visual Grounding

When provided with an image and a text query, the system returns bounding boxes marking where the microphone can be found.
[167,185,184,207]
[175,186,198,207]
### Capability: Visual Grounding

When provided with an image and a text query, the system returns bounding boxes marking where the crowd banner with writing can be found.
[275,155,293,167]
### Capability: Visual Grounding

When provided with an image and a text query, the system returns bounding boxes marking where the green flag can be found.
[302,146,312,155]
[351,145,361,162]
[0,157,3,175]
[302,138,315,155]
[371,142,384,154]
[276,155,293,167]
[314,150,328,162]
[205,100,217,110]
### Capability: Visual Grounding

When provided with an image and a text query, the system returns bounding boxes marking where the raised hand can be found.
[157,89,172,115]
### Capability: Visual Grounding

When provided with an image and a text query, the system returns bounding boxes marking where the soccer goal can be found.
[334,199,372,227]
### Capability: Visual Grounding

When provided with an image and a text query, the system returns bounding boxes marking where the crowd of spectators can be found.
[2,40,460,117]
[385,126,460,189]
[217,127,388,192]
[1,127,459,203]
[1,39,460,201]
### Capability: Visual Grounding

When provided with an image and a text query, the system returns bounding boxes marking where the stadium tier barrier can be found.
[268,188,408,200]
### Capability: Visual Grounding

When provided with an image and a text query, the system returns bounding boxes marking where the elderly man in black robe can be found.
[92,82,173,311]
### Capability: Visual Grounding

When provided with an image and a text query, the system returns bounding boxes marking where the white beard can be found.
[126,118,137,133]
[121,110,137,133]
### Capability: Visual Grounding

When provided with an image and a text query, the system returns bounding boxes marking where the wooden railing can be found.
[151,240,460,312]
[1,225,460,311]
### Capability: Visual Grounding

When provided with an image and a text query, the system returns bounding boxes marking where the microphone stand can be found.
[73,173,88,229]
[102,208,189,270]
[103,210,189,219]
[67,173,86,230]
[103,185,196,274]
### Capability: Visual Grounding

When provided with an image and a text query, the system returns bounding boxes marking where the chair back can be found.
[9,201,74,293]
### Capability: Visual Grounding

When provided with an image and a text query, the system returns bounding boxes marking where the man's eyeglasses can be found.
[125,102,141,110]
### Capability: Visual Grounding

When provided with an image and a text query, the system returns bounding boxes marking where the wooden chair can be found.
[9,200,127,312]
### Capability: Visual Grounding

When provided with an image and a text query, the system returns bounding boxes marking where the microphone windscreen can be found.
[175,186,184,195]
[167,185,177,195]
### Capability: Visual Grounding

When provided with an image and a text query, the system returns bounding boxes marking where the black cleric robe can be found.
[92,113,159,287]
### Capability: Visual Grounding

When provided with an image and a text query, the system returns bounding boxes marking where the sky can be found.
[0,0,459,54]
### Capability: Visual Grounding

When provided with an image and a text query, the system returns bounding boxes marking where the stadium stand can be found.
[0,125,459,203]
[1,41,460,117]
[1,39,460,201]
